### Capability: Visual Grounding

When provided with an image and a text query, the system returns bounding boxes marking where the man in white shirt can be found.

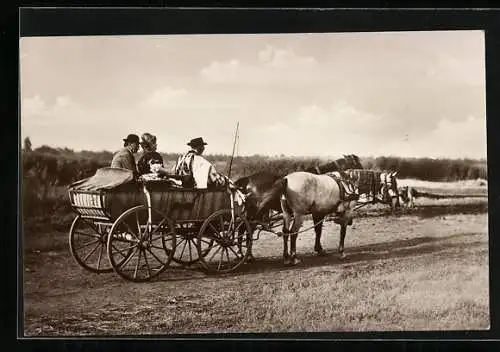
[174,137,229,189]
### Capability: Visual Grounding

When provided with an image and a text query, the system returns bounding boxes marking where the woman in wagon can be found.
[137,132,164,176]
[171,137,229,189]
[110,133,140,177]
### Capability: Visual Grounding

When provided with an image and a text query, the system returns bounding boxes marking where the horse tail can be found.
[255,177,288,217]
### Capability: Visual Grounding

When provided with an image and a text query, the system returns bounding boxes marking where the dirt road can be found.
[22,197,489,335]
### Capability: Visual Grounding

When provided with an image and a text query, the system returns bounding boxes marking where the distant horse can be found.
[344,169,400,211]
[256,171,359,265]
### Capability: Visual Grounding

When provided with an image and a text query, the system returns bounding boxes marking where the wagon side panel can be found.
[149,188,232,222]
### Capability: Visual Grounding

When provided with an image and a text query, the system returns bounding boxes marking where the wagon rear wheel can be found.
[69,215,113,273]
[197,209,252,274]
[107,205,176,282]
[172,223,214,266]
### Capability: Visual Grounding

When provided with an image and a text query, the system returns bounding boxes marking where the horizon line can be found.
[23,145,488,162]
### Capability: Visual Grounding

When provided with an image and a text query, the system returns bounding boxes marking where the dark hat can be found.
[123,134,140,144]
[187,137,208,147]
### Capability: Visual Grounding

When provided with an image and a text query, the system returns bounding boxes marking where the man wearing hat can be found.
[111,134,140,177]
[174,137,228,189]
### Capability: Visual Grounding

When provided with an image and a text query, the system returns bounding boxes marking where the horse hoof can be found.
[246,255,255,263]
[317,250,328,257]
[292,257,302,265]
[339,252,347,260]
[284,258,292,266]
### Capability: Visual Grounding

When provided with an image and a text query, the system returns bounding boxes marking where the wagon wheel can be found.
[69,215,114,273]
[197,209,253,274]
[107,205,177,282]
[172,223,214,266]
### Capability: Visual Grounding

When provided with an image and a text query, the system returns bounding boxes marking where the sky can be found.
[20,30,487,159]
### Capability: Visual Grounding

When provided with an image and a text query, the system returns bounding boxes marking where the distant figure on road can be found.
[399,185,416,208]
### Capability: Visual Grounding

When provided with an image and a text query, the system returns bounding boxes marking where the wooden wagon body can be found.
[67,169,252,282]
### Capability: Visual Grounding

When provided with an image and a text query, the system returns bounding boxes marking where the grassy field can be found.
[22,190,489,335]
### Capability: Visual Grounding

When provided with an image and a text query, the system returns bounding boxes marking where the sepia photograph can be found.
[20,27,489,335]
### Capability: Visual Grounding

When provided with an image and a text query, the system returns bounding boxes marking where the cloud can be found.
[200,45,319,84]
[297,101,385,133]
[258,45,317,68]
[22,95,47,116]
[139,85,244,110]
[426,116,487,158]
[139,86,188,109]
[379,115,487,159]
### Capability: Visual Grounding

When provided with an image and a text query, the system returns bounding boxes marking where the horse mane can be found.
[234,176,250,189]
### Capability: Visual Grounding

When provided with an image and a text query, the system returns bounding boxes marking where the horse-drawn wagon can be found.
[67,161,402,280]
[68,168,253,282]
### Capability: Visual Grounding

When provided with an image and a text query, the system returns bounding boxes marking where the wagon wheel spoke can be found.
[133,248,142,280]
[217,248,224,271]
[73,230,101,239]
[118,247,139,269]
[142,249,152,278]
[199,238,215,256]
[227,245,240,259]
[150,217,170,237]
[123,222,141,241]
[111,242,136,257]
[135,212,144,239]
[187,239,194,263]
[208,243,223,262]
[74,238,100,251]
[82,241,102,262]
[178,238,188,260]
[208,223,220,237]
[145,246,166,267]
[96,242,104,270]
[225,248,231,265]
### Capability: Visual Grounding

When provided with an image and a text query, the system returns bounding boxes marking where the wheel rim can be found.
[107,206,176,282]
[198,210,252,274]
[69,216,113,273]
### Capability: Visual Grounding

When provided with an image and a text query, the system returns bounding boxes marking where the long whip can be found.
[227,121,239,179]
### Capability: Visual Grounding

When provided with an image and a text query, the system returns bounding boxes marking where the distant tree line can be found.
[22,144,487,188]
[20,142,487,232]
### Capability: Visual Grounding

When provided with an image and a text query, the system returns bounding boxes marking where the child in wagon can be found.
[137,133,183,185]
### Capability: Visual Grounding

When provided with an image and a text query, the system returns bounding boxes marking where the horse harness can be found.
[325,172,359,202]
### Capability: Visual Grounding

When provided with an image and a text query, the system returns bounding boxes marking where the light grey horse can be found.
[257,171,359,265]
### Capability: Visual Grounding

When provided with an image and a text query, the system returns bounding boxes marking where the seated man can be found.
[172,137,229,189]
[111,134,140,178]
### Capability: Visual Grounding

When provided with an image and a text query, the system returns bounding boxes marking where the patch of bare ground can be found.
[22,198,489,335]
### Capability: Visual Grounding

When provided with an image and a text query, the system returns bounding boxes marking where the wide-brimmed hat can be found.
[123,134,140,144]
[187,137,208,147]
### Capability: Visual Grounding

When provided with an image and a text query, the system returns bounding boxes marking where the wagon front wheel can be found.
[107,205,177,282]
[197,209,252,274]
[69,215,113,273]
